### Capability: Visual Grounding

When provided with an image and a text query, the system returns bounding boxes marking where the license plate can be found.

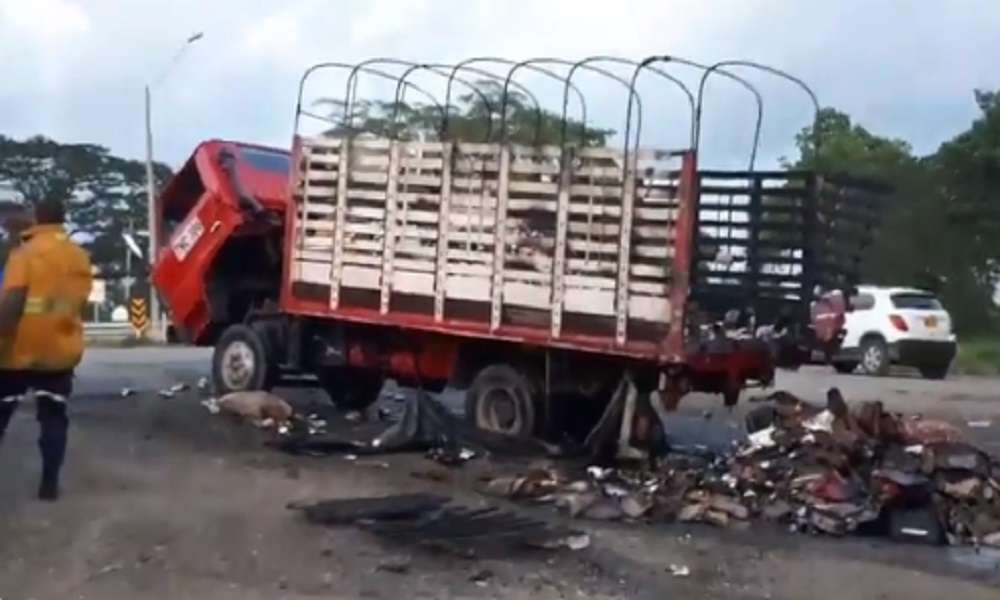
[925,316,938,328]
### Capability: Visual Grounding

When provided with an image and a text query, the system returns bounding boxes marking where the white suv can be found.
[832,286,957,379]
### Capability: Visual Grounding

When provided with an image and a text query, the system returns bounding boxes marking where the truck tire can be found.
[833,361,858,375]
[212,324,274,394]
[465,364,537,438]
[319,368,384,412]
[860,336,890,376]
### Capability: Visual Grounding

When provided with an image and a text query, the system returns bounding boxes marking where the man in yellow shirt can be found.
[0,199,92,501]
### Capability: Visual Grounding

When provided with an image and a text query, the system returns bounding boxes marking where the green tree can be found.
[318,80,613,146]
[0,135,173,300]
[787,101,1000,334]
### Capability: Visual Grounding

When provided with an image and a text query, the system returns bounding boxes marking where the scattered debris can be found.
[479,387,1000,547]
[375,556,412,574]
[157,389,175,399]
[470,569,494,587]
[200,398,221,415]
[291,494,588,557]
[667,564,691,577]
[120,387,135,398]
[170,382,188,393]
[410,470,452,483]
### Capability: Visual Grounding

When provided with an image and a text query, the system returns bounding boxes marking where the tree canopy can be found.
[0,135,173,305]
[317,79,614,147]
[786,95,1000,334]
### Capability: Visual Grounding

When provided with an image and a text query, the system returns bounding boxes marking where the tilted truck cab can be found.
[152,140,290,344]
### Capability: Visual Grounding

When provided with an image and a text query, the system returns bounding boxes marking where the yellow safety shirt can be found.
[1,224,92,371]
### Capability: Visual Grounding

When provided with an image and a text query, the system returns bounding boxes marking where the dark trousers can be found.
[0,370,72,484]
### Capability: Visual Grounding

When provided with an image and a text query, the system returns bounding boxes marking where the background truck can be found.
[152,57,883,440]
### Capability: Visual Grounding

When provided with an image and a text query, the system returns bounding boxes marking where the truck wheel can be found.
[213,324,273,394]
[833,361,858,374]
[465,365,537,438]
[919,364,950,380]
[860,337,890,376]
[319,368,384,412]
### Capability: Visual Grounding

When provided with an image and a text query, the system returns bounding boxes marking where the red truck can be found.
[152,59,881,440]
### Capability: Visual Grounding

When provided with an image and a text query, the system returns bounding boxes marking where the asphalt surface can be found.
[0,347,998,599]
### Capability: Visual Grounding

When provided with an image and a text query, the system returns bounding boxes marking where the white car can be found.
[832,285,957,378]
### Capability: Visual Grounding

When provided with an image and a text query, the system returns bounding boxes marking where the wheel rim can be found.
[863,345,883,373]
[221,340,256,390]
[477,386,523,435]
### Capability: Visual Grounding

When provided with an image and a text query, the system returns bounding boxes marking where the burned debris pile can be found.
[482,388,1000,547]
[288,493,589,557]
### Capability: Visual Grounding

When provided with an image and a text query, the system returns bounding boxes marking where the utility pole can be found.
[125,218,134,301]
[144,86,158,335]
[145,31,203,340]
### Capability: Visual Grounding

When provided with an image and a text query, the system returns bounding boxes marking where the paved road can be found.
[0,347,998,599]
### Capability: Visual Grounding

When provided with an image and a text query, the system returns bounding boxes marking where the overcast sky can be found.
[1,0,998,170]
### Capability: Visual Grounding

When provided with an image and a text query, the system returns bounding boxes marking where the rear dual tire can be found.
[464,364,537,439]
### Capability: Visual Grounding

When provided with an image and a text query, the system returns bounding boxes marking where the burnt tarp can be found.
[289,494,589,556]
[288,493,451,525]
[274,392,557,461]
[371,392,558,458]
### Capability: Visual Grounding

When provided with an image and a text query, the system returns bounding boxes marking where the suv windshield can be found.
[891,293,943,310]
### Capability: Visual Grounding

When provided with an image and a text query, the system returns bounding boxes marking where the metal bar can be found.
[746,175,763,304]
[665,151,699,359]
[640,55,764,171]
[446,57,586,146]
[389,63,492,142]
[490,146,511,332]
[434,142,454,321]
[380,142,401,314]
[508,58,636,147]
[294,62,441,137]
[550,147,573,338]
[330,138,351,309]
[614,158,637,346]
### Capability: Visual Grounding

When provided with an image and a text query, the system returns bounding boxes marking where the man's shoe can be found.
[38,479,59,502]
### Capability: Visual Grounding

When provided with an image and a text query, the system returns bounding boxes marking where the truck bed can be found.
[281,136,697,362]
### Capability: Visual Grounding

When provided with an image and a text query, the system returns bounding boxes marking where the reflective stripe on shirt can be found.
[23,296,83,316]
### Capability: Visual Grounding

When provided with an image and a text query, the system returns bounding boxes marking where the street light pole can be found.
[144,85,158,336]
[144,32,203,340]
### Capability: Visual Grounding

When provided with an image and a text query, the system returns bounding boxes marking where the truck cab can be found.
[152,140,290,345]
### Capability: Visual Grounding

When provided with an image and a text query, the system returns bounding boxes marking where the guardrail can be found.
[84,322,135,342]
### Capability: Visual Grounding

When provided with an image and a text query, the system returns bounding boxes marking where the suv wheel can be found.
[860,337,890,376]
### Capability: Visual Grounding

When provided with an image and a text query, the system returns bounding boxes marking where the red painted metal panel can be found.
[153,140,291,343]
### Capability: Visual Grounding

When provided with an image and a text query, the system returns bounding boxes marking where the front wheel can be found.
[212,324,274,394]
[860,337,890,376]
